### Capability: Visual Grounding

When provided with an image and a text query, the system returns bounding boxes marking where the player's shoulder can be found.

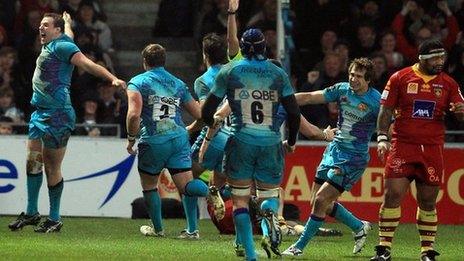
[390,66,413,80]
[367,87,382,105]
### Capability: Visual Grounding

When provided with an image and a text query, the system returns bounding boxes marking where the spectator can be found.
[14,0,56,38]
[74,0,113,52]
[246,0,277,30]
[377,31,404,72]
[370,52,389,93]
[97,81,124,136]
[352,22,377,58]
[0,88,24,123]
[392,0,459,63]
[59,0,106,21]
[334,39,351,71]
[199,0,228,40]
[298,52,347,130]
[0,115,14,135]
[76,91,101,137]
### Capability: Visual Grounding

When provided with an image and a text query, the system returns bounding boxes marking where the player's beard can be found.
[426,64,443,75]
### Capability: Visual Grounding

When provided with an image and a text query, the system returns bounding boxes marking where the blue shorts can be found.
[191,131,229,173]
[315,142,369,192]
[28,107,76,149]
[137,134,191,175]
[223,137,284,185]
[191,143,225,173]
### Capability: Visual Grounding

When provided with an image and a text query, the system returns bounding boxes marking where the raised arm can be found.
[62,11,74,39]
[71,52,126,89]
[227,0,240,58]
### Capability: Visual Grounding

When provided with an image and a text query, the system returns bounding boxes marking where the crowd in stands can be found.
[1,0,463,141]
[0,0,124,137]
[153,0,463,141]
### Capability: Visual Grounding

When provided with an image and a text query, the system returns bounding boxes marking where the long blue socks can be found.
[26,172,43,215]
[143,189,163,232]
[295,214,325,250]
[329,202,363,232]
[233,208,256,260]
[48,179,63,221]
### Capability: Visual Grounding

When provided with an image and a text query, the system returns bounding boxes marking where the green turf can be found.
[1,216,463,260]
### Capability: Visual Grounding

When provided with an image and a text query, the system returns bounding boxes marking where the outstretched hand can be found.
[229,0,239,12]
[62,11,72,24]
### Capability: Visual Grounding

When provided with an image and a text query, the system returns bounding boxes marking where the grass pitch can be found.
[1,216,463,260]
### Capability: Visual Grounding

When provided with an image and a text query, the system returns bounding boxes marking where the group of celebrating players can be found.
[7,0,464,261]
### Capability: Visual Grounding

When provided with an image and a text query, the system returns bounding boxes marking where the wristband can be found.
[377,134,389,142]
[227,11,236,15]
[127,134,137,141]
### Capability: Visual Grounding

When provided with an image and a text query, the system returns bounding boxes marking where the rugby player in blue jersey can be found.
[126,44,209,239]
[8,12,126,233]
[202,28,301,261]
[283,58,381,256]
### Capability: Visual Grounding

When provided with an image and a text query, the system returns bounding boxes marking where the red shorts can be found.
[384,141,444,185]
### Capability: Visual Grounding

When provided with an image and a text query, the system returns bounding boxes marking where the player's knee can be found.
[230,185,251,197]
[26,151,43,174]
[384,190,404,206]
[417,199,436,211]
[314,193,331,209]
[256,187,279,199]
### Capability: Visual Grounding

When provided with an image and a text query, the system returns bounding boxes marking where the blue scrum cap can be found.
[240,28,266,58]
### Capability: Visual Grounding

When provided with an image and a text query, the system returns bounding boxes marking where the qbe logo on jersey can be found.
[235,89,278,126]
[412,100,436,119]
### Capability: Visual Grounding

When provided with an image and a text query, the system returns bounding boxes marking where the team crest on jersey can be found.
[357,102,367,111]
[237,89,250,99]
[412,100,435,119]
[420,83,431,93]
[407,83,418,94]
[434,87,442,98]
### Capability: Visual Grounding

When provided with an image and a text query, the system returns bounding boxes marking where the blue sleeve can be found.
[55,41,80,62]
[211,67,227,98]
[323,83,343,102]
[280,70,294,98]
[194,77,210,101]
[180,84,193,104]
[127,77,141,92]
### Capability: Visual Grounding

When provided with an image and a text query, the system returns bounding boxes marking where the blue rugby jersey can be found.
[128,67,193,144]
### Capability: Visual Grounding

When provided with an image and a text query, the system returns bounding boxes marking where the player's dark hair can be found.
[349,57,374,82]
[43,13,64,33]
[202,33,228,65]
[142,44,166,67]
[418,39,445,56]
